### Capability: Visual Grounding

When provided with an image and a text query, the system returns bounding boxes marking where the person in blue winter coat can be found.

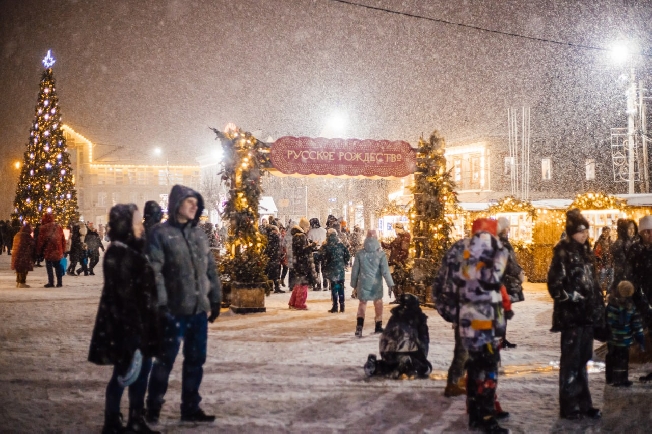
[319,228,350,313]
[350,230,394,337]
[605,280,645,387]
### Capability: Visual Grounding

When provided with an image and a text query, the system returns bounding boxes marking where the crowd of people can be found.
[10,190,652,433]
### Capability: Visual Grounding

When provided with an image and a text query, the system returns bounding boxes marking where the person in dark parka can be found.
[319,228,350,313]
[84,222,105,276]
[145,185,222,424]
[610,218,637,295]
[547,209,605,420]
[265,225,284,293]
[497,217,524,349]
[88,204,160,434]
[143,200,163,239]
[364,293,432,379]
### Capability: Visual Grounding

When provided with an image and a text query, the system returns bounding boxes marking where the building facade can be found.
[63,125,201,224]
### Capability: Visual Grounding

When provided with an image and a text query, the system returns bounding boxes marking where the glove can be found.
[208,304,220,323]
[388,286,394,298]
[636,334,646,353]
[505,310,514,320]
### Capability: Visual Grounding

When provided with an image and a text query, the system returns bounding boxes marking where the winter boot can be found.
[144,407,160,424]
[640,372,652,383]
[102,412,124,434]
[328,304,338,313]
[374,321,384,334]
[444,381,466,397]
[477,416,509,434]
[126,408,160,433]
[89,268,95,275]
[364,354,377,377]
[355,317,364,337]
[339,304,345,313]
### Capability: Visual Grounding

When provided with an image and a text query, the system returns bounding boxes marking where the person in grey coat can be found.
[145,184,222,424]
[350,230,394,337]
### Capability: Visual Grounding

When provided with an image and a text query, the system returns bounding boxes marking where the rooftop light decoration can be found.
[569,192,625,211]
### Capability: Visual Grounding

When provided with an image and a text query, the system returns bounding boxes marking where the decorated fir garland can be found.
[379,200,408,217]
[569,192,624,211]
[486,196,537,220]
[212,126,269,285]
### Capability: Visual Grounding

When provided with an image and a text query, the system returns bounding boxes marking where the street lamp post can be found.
[627,65,636,194]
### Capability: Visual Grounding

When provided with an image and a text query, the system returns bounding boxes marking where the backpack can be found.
[432,239,467,323]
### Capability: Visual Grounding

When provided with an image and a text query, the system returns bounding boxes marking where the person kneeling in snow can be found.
[363,293,432,379]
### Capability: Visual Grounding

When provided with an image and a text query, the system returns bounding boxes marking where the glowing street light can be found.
[14,161,21,169]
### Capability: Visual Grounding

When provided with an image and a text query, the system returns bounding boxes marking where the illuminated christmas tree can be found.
[212,126,270,312]
[409,131,457,302]
[13,51,79,226]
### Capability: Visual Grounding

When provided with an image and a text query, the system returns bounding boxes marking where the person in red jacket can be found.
[36,213,66,288]
[11,223,35,288]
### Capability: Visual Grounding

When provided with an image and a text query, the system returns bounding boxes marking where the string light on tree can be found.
[13,50,79,225]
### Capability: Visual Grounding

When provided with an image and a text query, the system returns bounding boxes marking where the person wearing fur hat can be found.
[547,209,604,420]
[496,217,524,349]
[288,222,318,310]
[605,280,645,387]
[351,230,394,337]
[319,228,350,313]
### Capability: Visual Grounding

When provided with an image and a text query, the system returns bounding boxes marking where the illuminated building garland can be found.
[569,192,624,211]
[13,52,79,226]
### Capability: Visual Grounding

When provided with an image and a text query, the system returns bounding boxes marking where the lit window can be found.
[541,158,551,180]
[586,159,595,180]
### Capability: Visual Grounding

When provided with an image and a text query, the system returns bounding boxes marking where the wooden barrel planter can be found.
[229,281,268,314]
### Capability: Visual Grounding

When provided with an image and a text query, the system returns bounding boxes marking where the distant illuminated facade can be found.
[62,125,200,224]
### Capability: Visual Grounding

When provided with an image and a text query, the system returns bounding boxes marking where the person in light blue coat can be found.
[351,230,394,337]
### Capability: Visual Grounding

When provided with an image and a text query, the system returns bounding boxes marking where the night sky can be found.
[1,0,651,165]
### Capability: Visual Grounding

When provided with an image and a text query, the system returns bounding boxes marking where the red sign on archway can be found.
[270,136,416,178]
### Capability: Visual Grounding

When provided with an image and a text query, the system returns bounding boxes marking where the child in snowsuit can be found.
[364,293,432,378]
[605,280,645,387]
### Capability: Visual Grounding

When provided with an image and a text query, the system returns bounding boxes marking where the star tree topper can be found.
[42,50,56,68]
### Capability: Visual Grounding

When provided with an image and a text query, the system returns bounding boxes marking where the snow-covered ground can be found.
[1,251,652,433]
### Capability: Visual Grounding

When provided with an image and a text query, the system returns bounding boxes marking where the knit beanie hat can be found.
[565,208,590,236]
[497,217,510,233]
[617,280,635,298]
[366,229,377,238]
[471,218,497,236]
[639,215,652,232]
[299,217,310,233]
[394,222,405,234]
